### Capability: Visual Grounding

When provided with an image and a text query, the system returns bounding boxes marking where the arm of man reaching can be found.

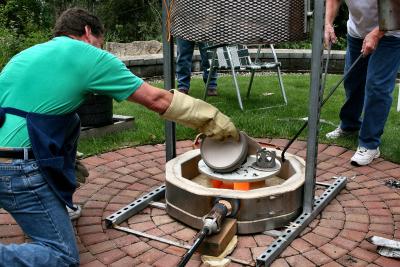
[324,0,341,46]
[127,82,239,141]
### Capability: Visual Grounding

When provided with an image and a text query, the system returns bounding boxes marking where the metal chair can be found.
[203,44,287,110]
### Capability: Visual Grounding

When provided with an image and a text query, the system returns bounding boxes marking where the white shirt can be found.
[345,0,400,38]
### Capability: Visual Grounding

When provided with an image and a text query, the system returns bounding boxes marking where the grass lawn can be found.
[78,73,400,164]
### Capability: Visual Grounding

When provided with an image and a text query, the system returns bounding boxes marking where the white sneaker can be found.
[326,126,358,139]
[351,147,380,166]
[67,204,82,221]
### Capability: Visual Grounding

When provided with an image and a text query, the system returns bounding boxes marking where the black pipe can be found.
[178,228,208,267]
[177,201,230,266]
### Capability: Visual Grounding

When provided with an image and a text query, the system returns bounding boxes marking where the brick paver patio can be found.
[1,139,400,266]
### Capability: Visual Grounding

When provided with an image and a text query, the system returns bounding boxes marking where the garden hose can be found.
[281,46,364,162]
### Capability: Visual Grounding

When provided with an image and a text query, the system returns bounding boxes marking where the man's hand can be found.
[161,90,239,141]
[324,23,337,47]
[362,27,385,56]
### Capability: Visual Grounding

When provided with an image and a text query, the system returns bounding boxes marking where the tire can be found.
[77,94,113,127]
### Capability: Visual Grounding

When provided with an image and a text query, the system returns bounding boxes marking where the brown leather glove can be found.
[161,90,239,141]
[75,159,89,185]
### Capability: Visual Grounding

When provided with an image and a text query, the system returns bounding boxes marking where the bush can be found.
[0,27,51,69]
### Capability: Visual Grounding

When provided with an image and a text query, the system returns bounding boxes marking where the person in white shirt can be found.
[325,0,400,166]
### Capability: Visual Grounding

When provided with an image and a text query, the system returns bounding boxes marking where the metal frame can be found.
[256,176,347,266]
[105,0,346,265]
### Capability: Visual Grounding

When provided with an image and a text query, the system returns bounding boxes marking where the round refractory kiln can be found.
[165,148,305,234]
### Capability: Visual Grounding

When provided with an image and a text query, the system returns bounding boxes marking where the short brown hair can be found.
[53,8,104,37]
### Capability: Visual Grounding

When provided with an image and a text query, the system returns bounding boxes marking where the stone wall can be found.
[118,48,347,78]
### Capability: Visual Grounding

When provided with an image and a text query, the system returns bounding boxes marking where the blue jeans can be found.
[0,159,79,267]
[340,34,400,149]
[176,38,217,91]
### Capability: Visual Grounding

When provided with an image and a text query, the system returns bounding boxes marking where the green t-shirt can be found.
[0,36,143,147]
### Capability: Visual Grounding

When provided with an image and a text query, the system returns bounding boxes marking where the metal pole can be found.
[303,0,325,213]
[162,0,176,161]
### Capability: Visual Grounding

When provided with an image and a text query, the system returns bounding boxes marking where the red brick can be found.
[77,216,102,226]
[172,228,197,242]
[253,234,275,247]
[80,233,109,246]
[0,225,23,237]
[340,229,366,242]
[290,238,313,253]
[112,235,140,248]
[87,240,117,254]
[96,249,126,265]
[337,255,368,267]
[321,261,343,267]
[319,219,344,229]
[385,168,400,178]
[323,146,347,156]
[331,236,358,250]
[374,256,400,267]
[77,225,104,235]
[369,223,394,235]
[0,214,16,224]
[130,221,157,232]
[321,211,346,220]
[163,245,187,256]
[368,208,392,216]
[303,249,332,265]
[270,258,290,267]
[343,221,369,233]
[320,243,348,259]
[313,226,340,238]
[152,254,181,267]
[364,201,387,209]
[84,200,107,209]
[231,248,253,262]
[109,256,138,267]
[285,254,315,266]
[137,248,166,265]
[281,246,299,257]
[237,236,257,248]
[158,222,185,235]
[302,233,330,247]
[79,252,96,265]
[346,213,370,224]
[351,188,372,196]
[80,259,107,267]
[349,247,379,263]
[122,241,152,258]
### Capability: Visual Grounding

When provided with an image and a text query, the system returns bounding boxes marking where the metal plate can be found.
[198,155,281,182]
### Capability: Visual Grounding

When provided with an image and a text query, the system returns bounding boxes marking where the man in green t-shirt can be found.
[0,8,238,266]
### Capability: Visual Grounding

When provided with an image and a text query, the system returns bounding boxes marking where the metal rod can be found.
[114,225,190,249]
[316,181,333,187]
[179,229,208,267]
[149,201,167,209]
[256,176,347,266]
[162,0,176,161]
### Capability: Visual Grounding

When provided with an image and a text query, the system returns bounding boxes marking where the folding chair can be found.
[204,44,287,111]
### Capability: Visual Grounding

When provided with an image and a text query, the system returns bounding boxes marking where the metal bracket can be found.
[105,185,165,227]
[256,176,347,266]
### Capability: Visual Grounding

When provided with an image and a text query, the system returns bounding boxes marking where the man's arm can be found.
[127,82,238,141]
[127,82,172,114]
[325,0,341,46]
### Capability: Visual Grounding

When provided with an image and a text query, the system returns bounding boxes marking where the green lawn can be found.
[78,73,400,164]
